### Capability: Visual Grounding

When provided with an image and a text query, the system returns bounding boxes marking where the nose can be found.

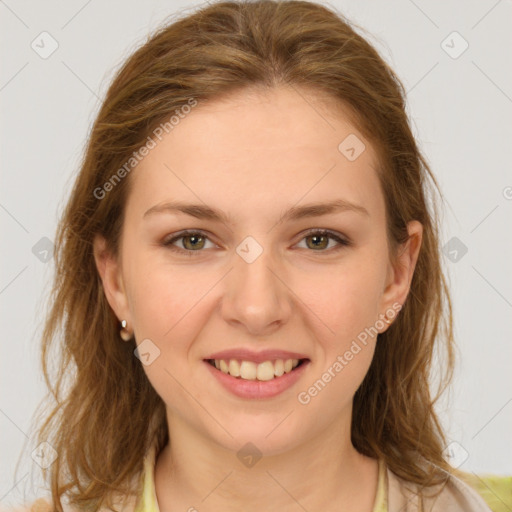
[221,244,292,336]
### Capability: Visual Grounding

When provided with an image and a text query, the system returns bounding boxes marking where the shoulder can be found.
[386,466,511,511]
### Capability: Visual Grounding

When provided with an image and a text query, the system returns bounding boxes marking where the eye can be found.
[162,230,216,256]
[161,228,351,256]
[296,229,351,253]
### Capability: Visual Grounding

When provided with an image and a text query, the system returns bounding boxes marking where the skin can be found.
[94,85,422,512]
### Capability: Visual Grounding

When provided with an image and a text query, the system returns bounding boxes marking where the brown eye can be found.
[298,230,351,252]
[181,233,206,250]
[162,230,214,255]
[305,233,329,250]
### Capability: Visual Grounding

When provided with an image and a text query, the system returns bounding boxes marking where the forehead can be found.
[126,85,384,223]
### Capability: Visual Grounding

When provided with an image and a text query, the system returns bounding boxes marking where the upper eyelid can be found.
[162,229,215,244]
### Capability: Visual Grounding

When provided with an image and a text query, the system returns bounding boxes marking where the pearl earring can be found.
[120,319,132,341]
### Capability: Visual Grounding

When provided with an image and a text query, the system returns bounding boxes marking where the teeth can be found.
[240,361,258,380]
[211,358,302,380]
[228,359,240,377]
[274,359,284,377]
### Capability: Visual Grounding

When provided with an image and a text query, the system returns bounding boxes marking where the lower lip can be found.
[203,359,311,399]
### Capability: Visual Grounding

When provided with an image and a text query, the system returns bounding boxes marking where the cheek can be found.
[126,261,214,403]
[295,255,385,343]
[294,265,382,413]
[125,250,210,342]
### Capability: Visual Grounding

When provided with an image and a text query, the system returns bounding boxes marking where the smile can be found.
[207,358,307,381]
[204,358,311,399]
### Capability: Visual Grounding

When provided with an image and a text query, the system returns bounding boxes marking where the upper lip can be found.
[205,349,310,364]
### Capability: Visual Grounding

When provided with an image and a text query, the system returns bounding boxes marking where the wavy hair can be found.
[20,1,457,510]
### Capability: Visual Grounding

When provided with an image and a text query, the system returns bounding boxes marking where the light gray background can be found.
[1,0,511,507]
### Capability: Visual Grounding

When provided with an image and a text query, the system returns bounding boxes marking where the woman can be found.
[10,1,510,511]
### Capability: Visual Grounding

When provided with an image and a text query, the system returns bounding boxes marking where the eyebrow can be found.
[143,199,369,224]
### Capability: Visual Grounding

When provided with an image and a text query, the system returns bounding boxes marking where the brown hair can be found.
[20,1,457,510]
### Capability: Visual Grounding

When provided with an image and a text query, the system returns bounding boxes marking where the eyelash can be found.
[161,229,352,256]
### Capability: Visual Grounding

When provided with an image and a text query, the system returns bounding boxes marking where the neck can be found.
[154,410,379,512]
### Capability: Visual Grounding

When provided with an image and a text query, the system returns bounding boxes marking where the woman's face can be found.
[95,85,421,455]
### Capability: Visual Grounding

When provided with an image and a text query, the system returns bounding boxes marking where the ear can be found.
[93,234,130,324]
[378,220,423,330]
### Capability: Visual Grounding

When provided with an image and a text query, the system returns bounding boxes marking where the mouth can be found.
[204,357,310,381]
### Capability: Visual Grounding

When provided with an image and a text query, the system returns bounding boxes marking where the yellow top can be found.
[134,439,511,512]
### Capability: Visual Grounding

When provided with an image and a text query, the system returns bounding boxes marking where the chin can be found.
[207,416,307,458]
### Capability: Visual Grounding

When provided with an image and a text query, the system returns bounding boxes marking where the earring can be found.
[383,311,400,326]
[120,319,132,341]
